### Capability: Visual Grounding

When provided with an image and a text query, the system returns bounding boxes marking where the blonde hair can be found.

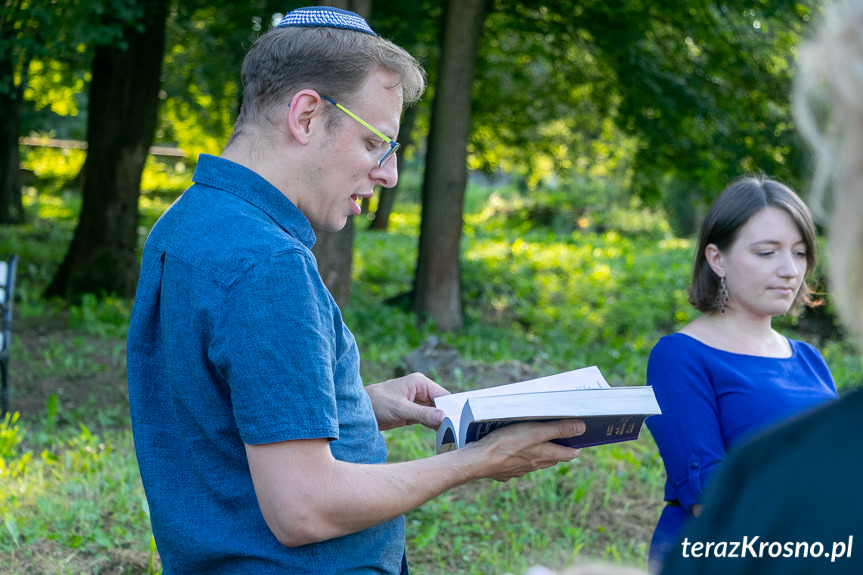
[794,0,863,338]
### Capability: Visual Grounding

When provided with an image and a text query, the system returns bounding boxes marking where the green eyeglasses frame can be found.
[321,96,400,167]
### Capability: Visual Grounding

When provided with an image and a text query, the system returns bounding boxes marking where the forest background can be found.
[2,0,862,573]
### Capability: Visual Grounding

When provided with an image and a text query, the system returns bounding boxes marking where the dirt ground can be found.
[7,315,130,422]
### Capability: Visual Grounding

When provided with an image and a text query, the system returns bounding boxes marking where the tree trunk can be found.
[312,217,355,306]
[0,52,25,224]
[369,103,419,231]
[44,0,169,300]
[311,0,373,307]
[413,0,489,331]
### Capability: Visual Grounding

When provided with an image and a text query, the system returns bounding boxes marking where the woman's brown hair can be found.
[688,176,818,313]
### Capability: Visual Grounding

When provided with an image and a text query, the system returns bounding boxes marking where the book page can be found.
[434,366,610,447]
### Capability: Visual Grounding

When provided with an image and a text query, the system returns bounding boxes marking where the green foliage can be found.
[0,410,153,567]
[156,2,288,153]
[459,227,692,384]
[471,178,673,240]
[819,340,863,394]
[471,6,636,190]
[19,142,86,195]
[4,0,143,136]
[23,59,86,118]
[462,0,819,228]
[140,156,194,196]
[574,0,814,203]
[70,294,132,339]
[353,185,691,387]
[0,412,26,466]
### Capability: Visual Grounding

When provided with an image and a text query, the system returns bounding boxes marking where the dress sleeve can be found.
[646,335,727,510]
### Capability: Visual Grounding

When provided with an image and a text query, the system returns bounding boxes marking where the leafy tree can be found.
[469,4,625,188]
[0,0,113,223]
[410,0,816,330]
[577,1,813,230]
[44,0,294,299]
[413,0,491,331]
[157,2,286,156]
[45,0,169,299]
[367,0,441,231]
[474,0,816,231]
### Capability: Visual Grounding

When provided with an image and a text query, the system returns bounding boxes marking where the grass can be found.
[390,425,663,574]
[1,157,862,574]
[1,413,156,574]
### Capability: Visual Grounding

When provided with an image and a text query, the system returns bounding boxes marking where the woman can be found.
[645,176,839,573]
[659,5,863,572]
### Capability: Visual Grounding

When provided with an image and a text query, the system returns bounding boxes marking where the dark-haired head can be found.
[688,176,818,314]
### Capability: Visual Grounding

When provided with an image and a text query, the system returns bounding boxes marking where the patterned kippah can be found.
[276,6,376,36]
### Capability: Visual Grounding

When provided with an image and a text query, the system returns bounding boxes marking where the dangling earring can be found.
[717,277,729,315]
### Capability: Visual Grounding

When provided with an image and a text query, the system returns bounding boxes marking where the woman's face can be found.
[708,206,808,320]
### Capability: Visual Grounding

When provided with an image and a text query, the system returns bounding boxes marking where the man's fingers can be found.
[558,419,586,438]
[414,405,445,429]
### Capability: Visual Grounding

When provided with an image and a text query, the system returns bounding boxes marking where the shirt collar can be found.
[191,154,316,248]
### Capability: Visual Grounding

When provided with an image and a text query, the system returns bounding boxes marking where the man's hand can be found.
[465,419,586,482]
[365,372,450,431]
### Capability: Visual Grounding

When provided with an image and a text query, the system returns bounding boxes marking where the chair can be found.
[0,255,18,416]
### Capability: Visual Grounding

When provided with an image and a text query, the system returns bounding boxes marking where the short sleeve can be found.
[646,335,726,508]
[211,248,340,445]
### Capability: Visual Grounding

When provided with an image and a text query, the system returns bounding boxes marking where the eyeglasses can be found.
[321,96,400,167]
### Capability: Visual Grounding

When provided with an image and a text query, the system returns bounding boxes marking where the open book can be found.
[434,366,660,453]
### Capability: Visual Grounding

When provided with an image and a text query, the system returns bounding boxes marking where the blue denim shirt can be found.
[127,154,404,574]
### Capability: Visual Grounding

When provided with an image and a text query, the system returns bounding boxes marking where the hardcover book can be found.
[434,366,661,453]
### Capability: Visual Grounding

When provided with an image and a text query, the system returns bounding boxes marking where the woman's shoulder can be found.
[653,316,714,348]
[647,332,718,389]
[785,337,832,367]
[786,337,819,353]
[649,331,710,360]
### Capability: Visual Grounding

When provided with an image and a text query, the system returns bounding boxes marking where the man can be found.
[127,7,585,574]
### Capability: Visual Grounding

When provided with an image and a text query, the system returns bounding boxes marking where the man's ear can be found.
[286,90,324,145]
[705,243,725,278]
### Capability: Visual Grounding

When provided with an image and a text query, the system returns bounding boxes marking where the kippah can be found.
[276,6,376,36]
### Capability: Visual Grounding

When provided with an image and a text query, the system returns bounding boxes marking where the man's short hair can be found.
[231,23,426,140]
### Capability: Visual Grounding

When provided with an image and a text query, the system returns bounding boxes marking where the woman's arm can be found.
[646,336,726,511]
